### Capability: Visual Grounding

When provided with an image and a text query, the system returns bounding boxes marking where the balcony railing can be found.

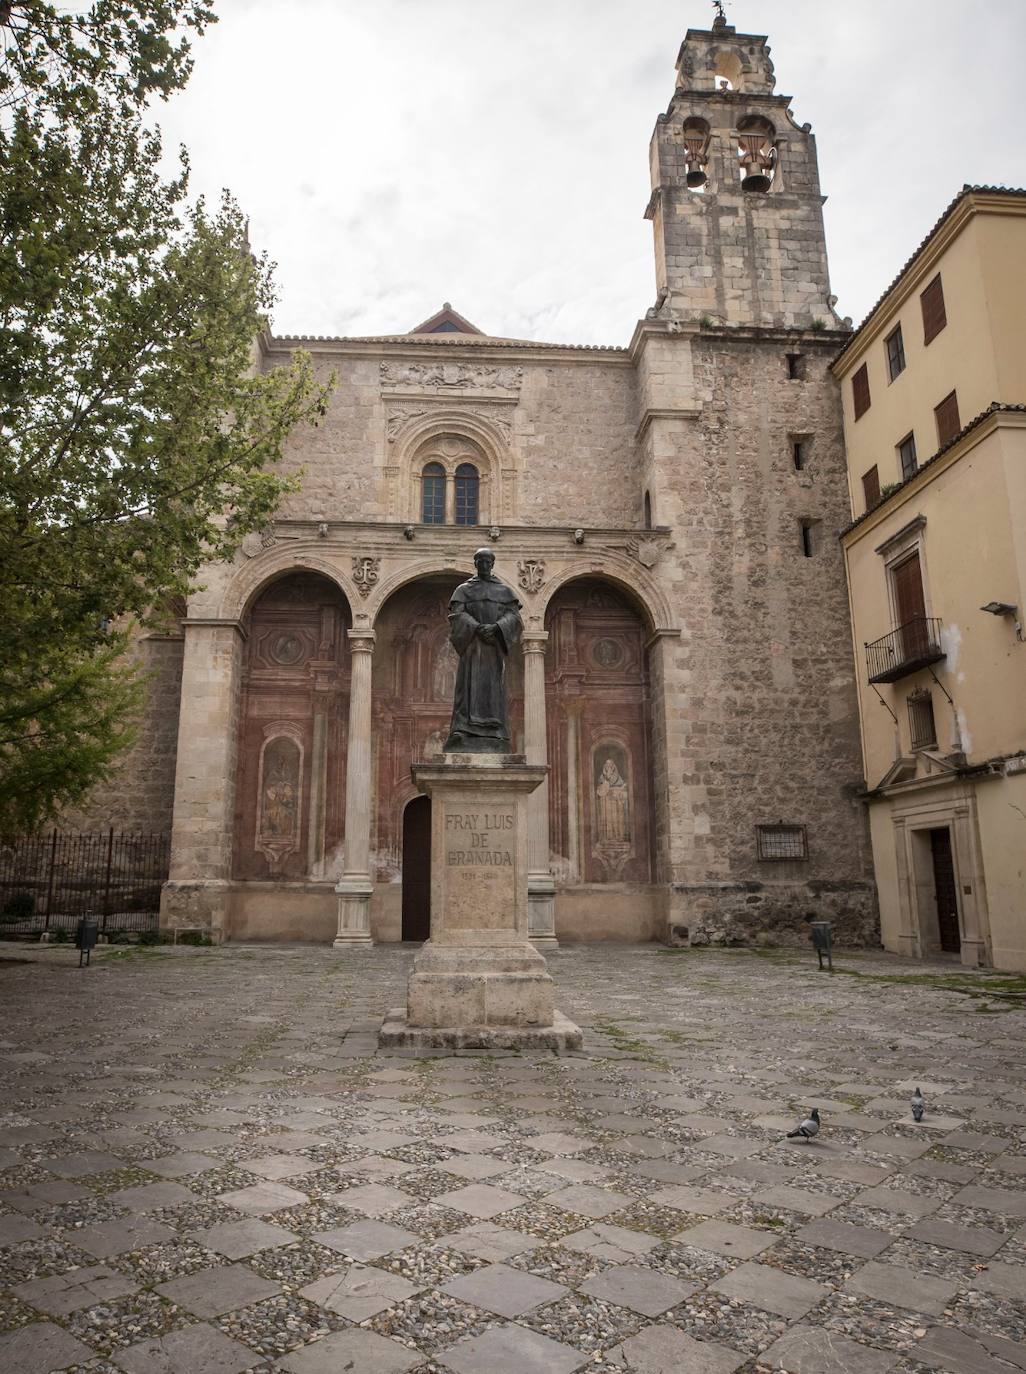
[866,616,945,684]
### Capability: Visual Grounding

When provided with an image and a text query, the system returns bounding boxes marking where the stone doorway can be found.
[402,796,431,941]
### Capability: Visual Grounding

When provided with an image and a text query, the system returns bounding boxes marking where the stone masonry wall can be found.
[64,630,184,839]
[644,328,877,947]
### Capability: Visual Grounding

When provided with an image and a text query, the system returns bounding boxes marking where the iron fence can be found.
[0,830,169,936]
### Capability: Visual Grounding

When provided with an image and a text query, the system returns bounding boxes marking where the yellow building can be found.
[833,187,1026,971]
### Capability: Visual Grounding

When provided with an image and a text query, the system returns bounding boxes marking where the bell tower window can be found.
[421,463,445,525]
[454,463,480,526]
[737,116,776,193]
[682,117,711,189]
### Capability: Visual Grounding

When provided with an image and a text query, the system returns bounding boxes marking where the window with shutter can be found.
[852,363,871,420]
[921,274,947,345]
[898,433,918,480]
[934,390,961,446]
[885,325,906,381]
[862,465,880,510]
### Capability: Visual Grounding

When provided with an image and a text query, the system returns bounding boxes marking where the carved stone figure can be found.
[444,549,522,753]
[595,756,631,845]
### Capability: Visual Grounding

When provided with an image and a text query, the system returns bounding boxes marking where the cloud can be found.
[155,0,1026,344]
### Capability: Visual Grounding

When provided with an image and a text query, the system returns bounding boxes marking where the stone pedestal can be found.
[379,754,582,1053]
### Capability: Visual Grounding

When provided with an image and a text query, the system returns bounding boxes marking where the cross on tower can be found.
[712,1,728,22]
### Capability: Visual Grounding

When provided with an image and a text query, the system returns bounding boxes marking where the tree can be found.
[0,2,331,833]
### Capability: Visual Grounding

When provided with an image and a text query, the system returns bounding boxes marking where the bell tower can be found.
[646,13,838,328]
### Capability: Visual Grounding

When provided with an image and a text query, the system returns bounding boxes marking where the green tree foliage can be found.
[0,2,331,833]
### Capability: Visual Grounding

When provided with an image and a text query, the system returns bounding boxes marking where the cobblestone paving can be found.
[2,941,1026,1372]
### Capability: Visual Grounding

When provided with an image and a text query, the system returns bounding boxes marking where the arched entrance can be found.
[370,573,525,938]
[232,572,351,881]
[401,796,432,940]
[544,579,654,886]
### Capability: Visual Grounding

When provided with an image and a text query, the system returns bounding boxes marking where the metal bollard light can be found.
[809,921,834,970]
[76,918,99,967]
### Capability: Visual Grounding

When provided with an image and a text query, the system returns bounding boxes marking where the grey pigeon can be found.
[911,1087,926,1123]
[786,1108,820,1142]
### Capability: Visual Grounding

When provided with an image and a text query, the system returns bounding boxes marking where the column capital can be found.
[522,630,549,654]
[347,628,376,653]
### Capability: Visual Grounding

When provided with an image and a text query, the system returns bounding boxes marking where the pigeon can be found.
[786,1108,821,1142]
[911,1087,926,1123]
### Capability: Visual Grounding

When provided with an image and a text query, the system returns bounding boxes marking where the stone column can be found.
[334,629,375,947]
[160,620,245,941]
[523,631,557,947]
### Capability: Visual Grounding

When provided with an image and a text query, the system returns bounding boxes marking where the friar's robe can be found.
[444,575,522,751]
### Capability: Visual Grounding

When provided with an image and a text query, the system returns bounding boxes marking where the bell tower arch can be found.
[646,12,838,328]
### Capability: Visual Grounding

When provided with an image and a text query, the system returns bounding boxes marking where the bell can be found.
[742,172,771,193]
[686,168,708,188]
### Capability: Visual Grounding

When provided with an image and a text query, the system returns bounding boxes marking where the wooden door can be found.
[893,553,927,660]
[930,828,961,954]
[401,796,431,941]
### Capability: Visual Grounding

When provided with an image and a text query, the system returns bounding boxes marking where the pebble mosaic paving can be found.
[2,940,1026,1372]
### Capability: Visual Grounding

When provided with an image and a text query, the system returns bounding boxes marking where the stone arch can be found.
[232,571,352,884]
[392,409,516,525]
[543,576,655,887]
[536,556,676,638]
[366,555,480,627]
[217,545,358,623]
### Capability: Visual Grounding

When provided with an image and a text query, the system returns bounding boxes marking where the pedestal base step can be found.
[379,1008,583,1054]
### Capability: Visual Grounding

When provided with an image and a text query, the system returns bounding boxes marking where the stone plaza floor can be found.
[2,941,1026,1373]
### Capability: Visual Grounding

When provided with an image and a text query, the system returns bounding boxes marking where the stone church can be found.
[82,16,879,947]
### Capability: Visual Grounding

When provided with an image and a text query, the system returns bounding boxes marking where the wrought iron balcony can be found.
[866,617,945,684]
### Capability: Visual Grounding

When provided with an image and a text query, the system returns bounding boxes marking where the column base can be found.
[528,874,558,948]
[159,880,228,943]
[333,875,374,948]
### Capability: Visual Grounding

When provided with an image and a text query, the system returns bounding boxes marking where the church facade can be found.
[84,18,879,946]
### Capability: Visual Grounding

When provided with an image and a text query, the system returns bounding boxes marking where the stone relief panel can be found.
[381,361,523,392]
[592,742,635,878]
[545,579,652,885]
[256,731,303,873]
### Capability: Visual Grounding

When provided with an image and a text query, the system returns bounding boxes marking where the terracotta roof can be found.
[840,402,1026,538]
[269,331,626,354]
[832,186,1026,371]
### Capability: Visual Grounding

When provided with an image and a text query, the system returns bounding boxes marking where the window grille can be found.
[885,325,906,381]
[935,390,961,446]
[898,433,918,481]
[853,363,871,420]
[908,689,937,750]
[421,463,445,524]
[454,463,479,526]
[921,274,947,345]
[756,825,808,861]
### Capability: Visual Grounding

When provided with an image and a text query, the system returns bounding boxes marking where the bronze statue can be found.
[444,549,522,753]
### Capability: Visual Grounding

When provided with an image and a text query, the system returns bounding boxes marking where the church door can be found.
[402,796,432,941]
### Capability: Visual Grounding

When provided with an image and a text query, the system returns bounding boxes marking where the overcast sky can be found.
[157,0,1026,346]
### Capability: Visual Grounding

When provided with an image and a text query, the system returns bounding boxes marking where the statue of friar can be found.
[444,548,522,753]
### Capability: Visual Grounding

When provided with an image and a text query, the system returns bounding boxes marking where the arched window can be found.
[421,462,445,524]
[454,463,479,526]
[737,116,776,193]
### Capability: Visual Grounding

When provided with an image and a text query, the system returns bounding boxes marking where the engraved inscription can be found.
[442,806,517,931]
[445,810,514,866]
